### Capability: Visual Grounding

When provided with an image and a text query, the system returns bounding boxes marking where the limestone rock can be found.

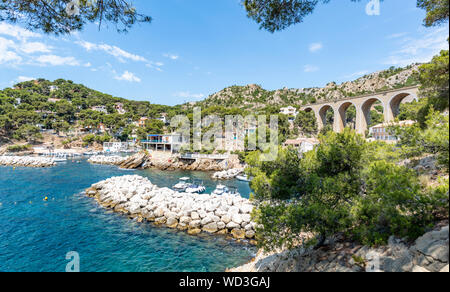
[231,229,246,239]
[412,266,430,272]
[203,222,218,233]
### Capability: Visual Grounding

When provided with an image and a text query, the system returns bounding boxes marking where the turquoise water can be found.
[0,159,256,272]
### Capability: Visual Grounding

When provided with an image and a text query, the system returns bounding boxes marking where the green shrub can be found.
[7,144,31,152]
[351,161,438,245]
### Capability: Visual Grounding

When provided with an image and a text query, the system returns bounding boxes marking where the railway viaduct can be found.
[300,86,420,135]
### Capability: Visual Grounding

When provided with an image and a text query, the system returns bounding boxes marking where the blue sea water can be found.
[0,159,256,272]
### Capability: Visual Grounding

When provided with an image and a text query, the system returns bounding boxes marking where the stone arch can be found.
[389,92,417,119]
[360,97,385,134]
[318,104,335,131]
[337,101,357,131]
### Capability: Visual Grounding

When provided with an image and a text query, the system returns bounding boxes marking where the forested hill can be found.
[1,78,182,118]
[0,79,186,142]
[193,64,420,111]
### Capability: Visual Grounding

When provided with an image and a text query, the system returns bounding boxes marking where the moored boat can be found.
[172,177,191,192]
[185,180,206,194]
[236,174,252,182]
[212,184,228,195]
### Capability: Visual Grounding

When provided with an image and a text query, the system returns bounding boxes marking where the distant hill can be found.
[193,64,420,111]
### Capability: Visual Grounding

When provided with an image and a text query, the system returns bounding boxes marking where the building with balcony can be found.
[141,134,189,153]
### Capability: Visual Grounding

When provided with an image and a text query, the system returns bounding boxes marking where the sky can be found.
[0,0,448,106]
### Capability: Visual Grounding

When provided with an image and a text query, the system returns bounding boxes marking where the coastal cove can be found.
[0,159,256,272]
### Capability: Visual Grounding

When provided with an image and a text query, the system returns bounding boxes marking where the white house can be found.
[115,103,126,115]
[280,106,298,117]
[284,138,319,153]
[369,120,415,143]
[91,106,108,114]
[49,85,59,92]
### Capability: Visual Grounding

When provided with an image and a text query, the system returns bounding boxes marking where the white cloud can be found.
[36,55,80,66]
[146,61,164,72]
[309,42,323,53]
[384,26,449,66]
[114,71,141,82]
[387,32,408,39]
[0,37,22,64]
[173,91,205,100]
[77,40,147,63]
[19,41,51,54]
[304,65,319,72]
[17,76,36,82]
[0,23,41,40]
[163,53,179,60]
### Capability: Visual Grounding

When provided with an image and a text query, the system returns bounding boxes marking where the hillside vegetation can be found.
[195,64,420,111]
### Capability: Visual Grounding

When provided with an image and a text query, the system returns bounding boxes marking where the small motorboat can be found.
[236,174,252,182]
[185,180,206,194]
[172,177,191,192]
[212,184,229,195]
[226,186,240,196]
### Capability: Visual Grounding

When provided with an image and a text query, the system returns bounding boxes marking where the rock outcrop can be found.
[148,156,242,172]
[88,155,128,165]
[118,152,148,169]
[0,156,56,167]
[229,225,449,272]
[212,168,244,180]
[86,175,257,242]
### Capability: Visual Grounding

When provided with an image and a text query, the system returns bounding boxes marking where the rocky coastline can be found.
[87,152,243,172]
[229,224,449,272]
[85,175,257,242]
[0,156,56,167]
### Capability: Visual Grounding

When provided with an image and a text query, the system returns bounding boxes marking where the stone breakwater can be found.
[212,168,243,180]
[229,225,449,272]
[88,155,128,165]
[0,156,56,167]
[86,175,257,242]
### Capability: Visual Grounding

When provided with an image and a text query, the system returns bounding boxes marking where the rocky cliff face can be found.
[229,223,449,272]
[145,154,242,172]
[196,64,420,110]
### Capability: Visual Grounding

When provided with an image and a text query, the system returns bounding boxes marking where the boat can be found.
[212,184,241,196]
[226,186,240,196]
[236,174,252,182]
[212,184,229,195]
[172,177,191,192]
[185,180,206,194]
